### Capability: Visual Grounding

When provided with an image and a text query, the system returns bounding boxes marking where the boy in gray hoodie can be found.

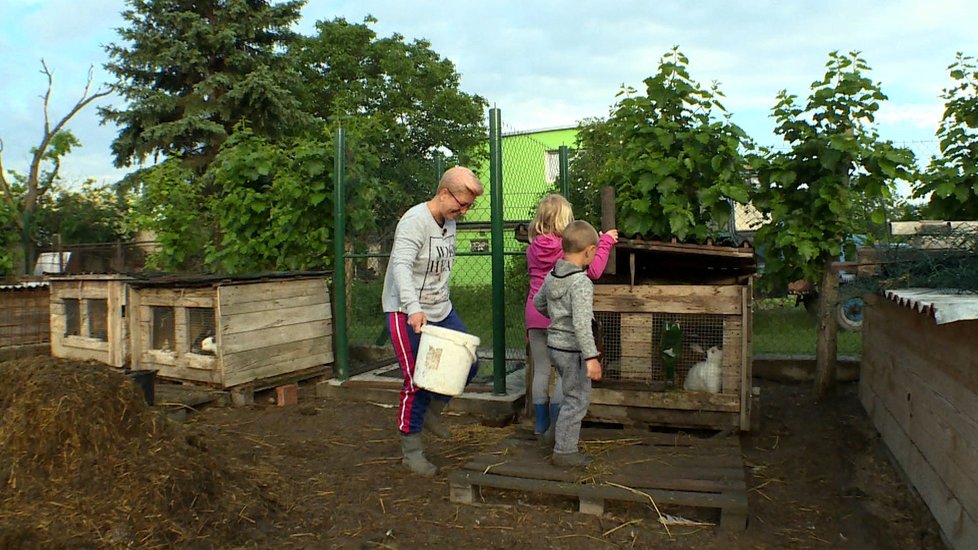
[533,220,604,467]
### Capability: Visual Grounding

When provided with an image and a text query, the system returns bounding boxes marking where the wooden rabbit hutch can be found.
[590,237,756,431]
[0,280,51,360]
[861,290,978,549]
[49,274,132,367]
[127,272,333,389]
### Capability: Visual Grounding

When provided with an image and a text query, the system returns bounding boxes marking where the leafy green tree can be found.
[102,0,313,170]
[0,62,109,273]
[592,47,751,241]
[131,160,214,270]
[749,51,915,397]
[914,52,978,219]
[34,181,133,246]
[204,127,334,273]
[567,117,615,226]
[294,16,487,240]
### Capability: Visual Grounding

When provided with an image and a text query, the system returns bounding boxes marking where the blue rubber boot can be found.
[533,403,550,434]
[542,403,561,446]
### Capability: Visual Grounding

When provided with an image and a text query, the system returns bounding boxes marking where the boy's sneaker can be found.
[551,451,593,468]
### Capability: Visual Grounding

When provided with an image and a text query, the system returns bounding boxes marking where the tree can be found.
[589,47,752,241]
[567,117,615,226]
[34,181,133,246]
[914,52,978,219]
[101,0,313,170]
[0,61,110,274]
[204,127,334,273]
[294,16,487,240]
[749,51,915,399]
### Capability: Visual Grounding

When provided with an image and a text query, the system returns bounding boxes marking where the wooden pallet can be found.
[449,428,748,530]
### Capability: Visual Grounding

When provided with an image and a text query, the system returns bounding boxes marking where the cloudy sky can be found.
[2,0,977,192]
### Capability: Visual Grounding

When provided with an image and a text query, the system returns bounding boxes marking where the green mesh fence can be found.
[341,117,576,379]
[341,134,952,369]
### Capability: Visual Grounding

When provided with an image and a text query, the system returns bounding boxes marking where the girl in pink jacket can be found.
[525,194,618,439]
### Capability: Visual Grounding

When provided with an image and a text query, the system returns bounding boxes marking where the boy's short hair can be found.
[562,220,599,254]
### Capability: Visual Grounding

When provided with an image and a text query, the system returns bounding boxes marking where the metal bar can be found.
[332,126,349,380]
[489,108,506,395]
[558,145,570,198]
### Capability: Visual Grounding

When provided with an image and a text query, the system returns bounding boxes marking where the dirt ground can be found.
[0,357,947,549]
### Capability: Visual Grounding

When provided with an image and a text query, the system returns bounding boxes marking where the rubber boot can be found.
[424,399,451,440]
[533,403,550,435]
[542,403,560,446]
[552,451,593,468]
[400,432,437,476]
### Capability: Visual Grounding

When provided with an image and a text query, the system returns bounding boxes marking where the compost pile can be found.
[0,357,280,548]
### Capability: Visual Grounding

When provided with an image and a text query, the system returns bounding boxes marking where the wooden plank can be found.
[464,457,744,491]
[590,386,739,412]
[616,237,755,259]
[218,278,328,306]
[594,285,743,315]
[617,312,651,377]
[448,470,747,526]
[133,287,215,308]
[221,319,332,355]
[869,298,978,395]
[587,403,740,431]
[221,303,331,335]
[617,357,652,382]
[740,283,752,431]
[218,292,330,316]
[222,335,331,373]
[721,317,742,395]
[222,352,333,388]
[863,384,978,550]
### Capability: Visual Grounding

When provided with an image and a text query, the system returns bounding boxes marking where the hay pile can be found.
[0,357,279,548]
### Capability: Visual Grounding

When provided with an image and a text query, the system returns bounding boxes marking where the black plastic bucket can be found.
[126,369,157,406]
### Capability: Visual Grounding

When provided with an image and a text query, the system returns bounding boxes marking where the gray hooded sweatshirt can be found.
[533,259,599,360]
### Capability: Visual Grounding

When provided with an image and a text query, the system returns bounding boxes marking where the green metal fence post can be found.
[489,108,506,395]
[434,151,444,181]
[333,126,349,380]
[558,145,570,198]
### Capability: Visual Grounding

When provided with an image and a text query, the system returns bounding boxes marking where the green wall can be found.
[454,126,578,286]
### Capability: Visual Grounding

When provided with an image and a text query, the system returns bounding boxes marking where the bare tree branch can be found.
[26,61,111,210]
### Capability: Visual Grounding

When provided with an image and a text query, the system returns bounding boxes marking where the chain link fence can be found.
[342,115,569,384]
[341,134,956,371]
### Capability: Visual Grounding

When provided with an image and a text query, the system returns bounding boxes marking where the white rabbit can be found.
[201,336,217,353]
[684,346,722,393]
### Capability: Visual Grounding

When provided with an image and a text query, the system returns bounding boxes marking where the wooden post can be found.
[600,186,617,275]
[813,257,839,399]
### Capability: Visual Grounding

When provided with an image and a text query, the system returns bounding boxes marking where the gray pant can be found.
[549,348,591,455]
[528,329,563,406]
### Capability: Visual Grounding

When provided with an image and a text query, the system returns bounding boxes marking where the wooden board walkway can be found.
[449,428,748,530]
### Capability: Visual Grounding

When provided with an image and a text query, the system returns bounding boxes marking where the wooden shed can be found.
[589,237,757,431]
[0,280,51,360]
[49,274,131,367]
[860,290,978,549]
[127,272,333,388]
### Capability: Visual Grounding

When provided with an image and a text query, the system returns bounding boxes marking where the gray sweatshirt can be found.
[533,259,599,360]
[382,202,456,322]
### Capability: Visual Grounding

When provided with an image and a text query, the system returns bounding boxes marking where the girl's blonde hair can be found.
[528,194,574,240]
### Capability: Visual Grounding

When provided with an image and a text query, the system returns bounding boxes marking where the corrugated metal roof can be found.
[884,288,978,325]
[0,281,49,291]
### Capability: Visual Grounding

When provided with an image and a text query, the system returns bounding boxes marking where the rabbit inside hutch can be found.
[684,346,723,393]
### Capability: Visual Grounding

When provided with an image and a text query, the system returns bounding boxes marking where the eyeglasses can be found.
[446,188,476,211]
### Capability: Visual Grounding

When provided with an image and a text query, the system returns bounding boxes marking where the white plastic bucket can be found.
[414,325,481,396]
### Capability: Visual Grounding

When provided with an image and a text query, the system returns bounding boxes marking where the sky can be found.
[1,0,977,194]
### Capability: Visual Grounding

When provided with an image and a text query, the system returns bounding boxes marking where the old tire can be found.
[837,297,864,332]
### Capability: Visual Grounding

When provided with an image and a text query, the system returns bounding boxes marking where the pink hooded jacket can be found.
[524,232,616,332]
